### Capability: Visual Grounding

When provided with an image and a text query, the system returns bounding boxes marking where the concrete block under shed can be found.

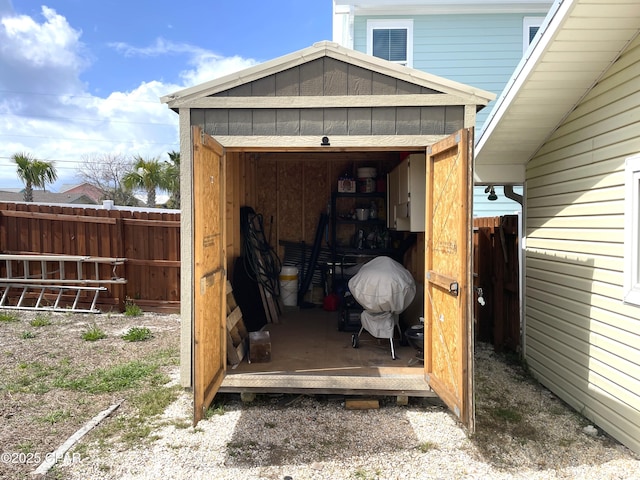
[249,331,271,363]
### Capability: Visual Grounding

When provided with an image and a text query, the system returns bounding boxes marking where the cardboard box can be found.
[249,331,271,363]
[338,178,356,193]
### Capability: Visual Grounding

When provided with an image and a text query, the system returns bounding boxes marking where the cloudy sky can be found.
[0,0,331,190]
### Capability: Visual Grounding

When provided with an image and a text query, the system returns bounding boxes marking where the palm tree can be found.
[122,155,168,208]
[11,152,58,202]
[164,150,180,209]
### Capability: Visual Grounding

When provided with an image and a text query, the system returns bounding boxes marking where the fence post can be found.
[112,212,126,312]
[492,220,505,352]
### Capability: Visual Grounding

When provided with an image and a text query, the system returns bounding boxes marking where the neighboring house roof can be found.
[0,191,97,204]
[59,182,103,203]
[475,0,640,184]
[161,40,495,109]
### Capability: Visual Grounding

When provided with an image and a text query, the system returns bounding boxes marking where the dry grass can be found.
[0,309,180,479]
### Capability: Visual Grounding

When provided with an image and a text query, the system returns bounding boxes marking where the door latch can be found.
[475,287,485,306]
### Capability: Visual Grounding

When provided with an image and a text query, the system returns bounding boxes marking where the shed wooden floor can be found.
[220,306,434,397]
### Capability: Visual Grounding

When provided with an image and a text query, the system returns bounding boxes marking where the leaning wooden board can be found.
[226,281,248,366]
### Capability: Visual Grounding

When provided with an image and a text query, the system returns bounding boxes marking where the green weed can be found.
[169,419,192,430]
[4,361,72,394]
[82,324,107,341]
[131,385,180,417]
[21,330,36,339]
[205,401,226,418]
[55,360,164,394]
[146,347,179,366]
[353,469,379,480]
[122,326,152,342]
[30,314,52,327]
[40,409,71,425]
[0,311,20,322]
[17,441,35,454]
[492,406,523,423]
[417,441,438,452]
[124,299,143,317]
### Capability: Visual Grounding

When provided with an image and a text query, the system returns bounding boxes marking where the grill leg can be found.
[390,338,397,360]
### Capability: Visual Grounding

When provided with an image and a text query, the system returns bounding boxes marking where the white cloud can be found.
[1,6,86,69]
[0,6,258,191]
[180,51,257,87]
[108,37,259,88]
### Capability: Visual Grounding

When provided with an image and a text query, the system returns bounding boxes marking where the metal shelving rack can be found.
[330,191,395,263]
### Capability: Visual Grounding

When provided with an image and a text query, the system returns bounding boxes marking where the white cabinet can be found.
[387,153,426,232]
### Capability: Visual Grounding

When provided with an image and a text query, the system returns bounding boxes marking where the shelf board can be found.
[335,248,396,256]
[336,218,385,225]
[334,191,385,198]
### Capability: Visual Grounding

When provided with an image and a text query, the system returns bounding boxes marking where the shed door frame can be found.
[191,132,474,430]
[192,126,227,424]
[424,128,475,431]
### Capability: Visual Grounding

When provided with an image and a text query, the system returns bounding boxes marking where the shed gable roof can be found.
[161,41,495,108]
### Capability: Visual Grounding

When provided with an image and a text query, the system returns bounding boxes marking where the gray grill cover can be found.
[348,256,416,339]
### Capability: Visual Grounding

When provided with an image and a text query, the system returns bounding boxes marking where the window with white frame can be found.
[367,19,413,67]
[523,17,544,53]
[624,154,640,306]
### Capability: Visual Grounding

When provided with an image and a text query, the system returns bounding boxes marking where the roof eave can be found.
[474,0,640,184]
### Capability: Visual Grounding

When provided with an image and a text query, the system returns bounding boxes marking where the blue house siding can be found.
[354,14,542,131]
[473,186,522,218]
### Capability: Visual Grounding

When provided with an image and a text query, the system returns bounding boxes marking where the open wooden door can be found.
[424,128,475,431]
[192,126,227,424]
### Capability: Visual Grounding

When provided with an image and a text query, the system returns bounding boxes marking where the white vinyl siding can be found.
[524,35,640,454]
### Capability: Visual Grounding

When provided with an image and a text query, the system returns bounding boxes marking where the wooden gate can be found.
[473,215,520,351]
[424,128,475,431]
[192,127,227,424]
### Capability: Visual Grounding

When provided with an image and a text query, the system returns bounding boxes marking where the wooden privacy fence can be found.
[473,215,520,352]
[0,201,520,340]
[0,202,180,313]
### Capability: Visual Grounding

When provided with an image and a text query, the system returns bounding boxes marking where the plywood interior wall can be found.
[225,150,424,284]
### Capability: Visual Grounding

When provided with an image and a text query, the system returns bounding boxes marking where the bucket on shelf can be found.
[357,167,377,179]
[357,167,377,193]
[279,266,299,306]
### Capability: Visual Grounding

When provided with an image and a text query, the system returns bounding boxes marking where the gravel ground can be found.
[56,343,640,480]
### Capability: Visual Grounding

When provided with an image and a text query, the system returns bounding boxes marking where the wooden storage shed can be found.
[161,41,495,426]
